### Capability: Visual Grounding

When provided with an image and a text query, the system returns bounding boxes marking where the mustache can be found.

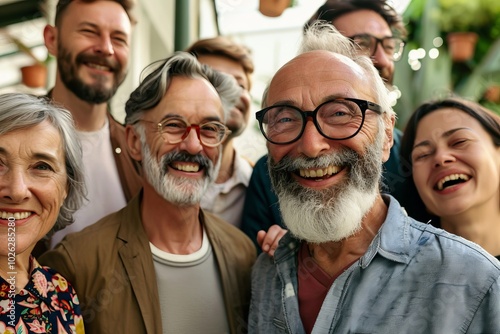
[271,148,360,174]
[76,53,119,72]
[161,151,212,173]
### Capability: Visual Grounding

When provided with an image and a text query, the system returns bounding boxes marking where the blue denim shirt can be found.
[248,196,500,334]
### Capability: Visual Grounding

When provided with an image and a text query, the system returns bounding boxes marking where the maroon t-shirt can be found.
[297,242,357,334]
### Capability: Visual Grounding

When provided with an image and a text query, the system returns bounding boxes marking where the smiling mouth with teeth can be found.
[87,63,112,71]
[171,163,200,173]
[299,166,341,179]
[0,211,32,220]
[435,173,470,190]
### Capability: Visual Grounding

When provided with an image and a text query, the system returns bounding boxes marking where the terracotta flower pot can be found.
[20,64,47,88]
[484,85,500,104]
[446,32,478,62]
[259,0,291,17]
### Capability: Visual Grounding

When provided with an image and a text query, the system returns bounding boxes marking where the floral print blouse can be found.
[0,257,84,334]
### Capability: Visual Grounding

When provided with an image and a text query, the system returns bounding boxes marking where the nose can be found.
[0,170,30,203]
[296,119,331,158]
[94,35,115,56]
[372,43,392,70]
[178,127,203,154]
[433,148,456,168]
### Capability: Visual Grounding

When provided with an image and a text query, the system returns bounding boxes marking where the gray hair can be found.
[125,51,241,125]
[0,93,86,237]
[298,21,395,117]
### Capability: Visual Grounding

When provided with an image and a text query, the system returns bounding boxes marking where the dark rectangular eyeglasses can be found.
[255,98,383,145]
[349,34,405,61]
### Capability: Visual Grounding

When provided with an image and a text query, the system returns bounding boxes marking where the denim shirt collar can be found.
[273,195,413,267]
[361,195,412,267]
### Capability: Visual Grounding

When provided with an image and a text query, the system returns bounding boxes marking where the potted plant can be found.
[395,0,500,126]
[258,0,296,17]
[8,35,50,88]
[437,0,498,61]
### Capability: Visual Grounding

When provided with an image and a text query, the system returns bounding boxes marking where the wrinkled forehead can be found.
[267,51,369,105]
[156,76,225,120]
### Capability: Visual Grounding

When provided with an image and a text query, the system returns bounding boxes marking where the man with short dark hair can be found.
[187,37,255,228]
[304,0,406,85]
[42,0,141,248]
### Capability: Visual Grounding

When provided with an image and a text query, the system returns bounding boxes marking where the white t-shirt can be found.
[51,119,127,247]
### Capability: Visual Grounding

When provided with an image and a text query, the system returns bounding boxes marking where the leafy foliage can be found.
[393,0,500,127]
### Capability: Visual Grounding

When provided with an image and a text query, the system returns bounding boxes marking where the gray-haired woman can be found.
[0,93,86,333]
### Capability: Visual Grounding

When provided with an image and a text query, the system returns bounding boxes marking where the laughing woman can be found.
[399,97,500,260]
[0,93,86,333]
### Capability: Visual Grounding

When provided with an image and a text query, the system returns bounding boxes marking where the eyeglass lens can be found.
[351,34,404,61]
[260,99,365,144]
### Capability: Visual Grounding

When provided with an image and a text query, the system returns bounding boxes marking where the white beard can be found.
[270,122,385,243]
[141,139,221,206]
[278,184,377,243]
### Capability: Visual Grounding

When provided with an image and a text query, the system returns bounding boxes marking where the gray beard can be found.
[269,125,384,243]
[142,142,221,206]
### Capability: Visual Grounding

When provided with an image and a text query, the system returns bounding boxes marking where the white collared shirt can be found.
[201,151,253,228]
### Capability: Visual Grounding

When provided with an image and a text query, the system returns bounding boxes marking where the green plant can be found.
[8,34,51,66]
[436,0,487,33]
[394,0,500,125]
[433,0,500,34]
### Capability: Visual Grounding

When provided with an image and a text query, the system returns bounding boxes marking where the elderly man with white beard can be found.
[40,52,256,334]
[248,24,500,334]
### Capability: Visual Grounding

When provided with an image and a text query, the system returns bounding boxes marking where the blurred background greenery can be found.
[393,0,500,129]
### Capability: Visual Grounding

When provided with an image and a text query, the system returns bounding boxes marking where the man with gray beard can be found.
[248,23,500,334]
[40,52,256,334]
[242,0,408,253]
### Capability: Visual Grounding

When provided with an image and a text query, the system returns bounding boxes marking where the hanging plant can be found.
[258,0,296,18]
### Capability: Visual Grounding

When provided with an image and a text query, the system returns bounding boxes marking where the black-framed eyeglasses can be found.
[135,117,231,147]
[349,34,405,61]
[255,98,383,145]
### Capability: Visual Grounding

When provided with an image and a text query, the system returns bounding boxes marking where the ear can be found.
[382,113,396,163]
[44,25,58,56]
[125,125,143,162]
[63,185,68,201]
